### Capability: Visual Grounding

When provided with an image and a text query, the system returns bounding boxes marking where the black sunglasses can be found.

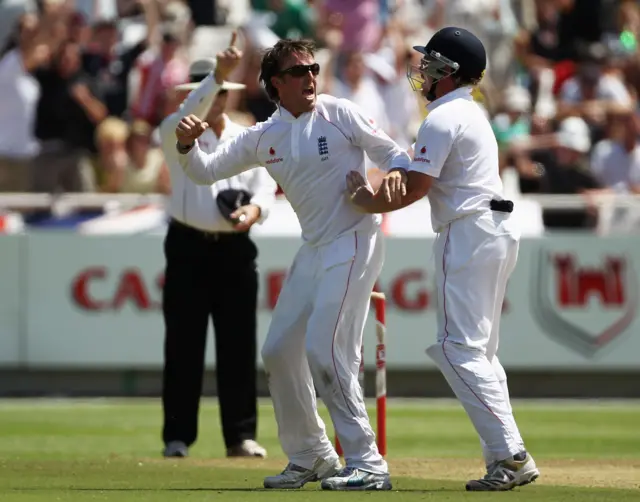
[278,63,320,78]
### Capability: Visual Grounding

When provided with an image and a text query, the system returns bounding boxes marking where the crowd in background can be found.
[1,0,640,231]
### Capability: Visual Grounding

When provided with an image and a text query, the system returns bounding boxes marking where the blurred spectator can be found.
[185,0,225,26]
[233,27,278,123]
[611,1,640,101]
[119,119,170,193]
[317,0,382,53]
[0,0,37,51]
[555,0,618,61]
[32,39,106,192]
[492,85,533,172]
[514,116,602,229]
[540,116,602,229]
[0,9,53,191]
[514,0,568,77]
[117,0,176,18]
[69,10,92,46]
[590,108,640,193]
[130,26,189,126]
[330,51,389,132]
[250,0,315,40]
[94,116,129,192]
[82,0,160,119]
[557,42,632,141]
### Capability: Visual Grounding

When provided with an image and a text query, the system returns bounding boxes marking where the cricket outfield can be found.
[0,398,638,501]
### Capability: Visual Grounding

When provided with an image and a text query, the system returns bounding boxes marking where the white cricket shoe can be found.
[321,466,392,491]
[466,452,539,491]
[263,456,342,489]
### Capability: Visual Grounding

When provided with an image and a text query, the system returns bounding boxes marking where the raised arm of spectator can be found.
[71,80,108,124]
[140,0,161,48]
[5,4,69,73]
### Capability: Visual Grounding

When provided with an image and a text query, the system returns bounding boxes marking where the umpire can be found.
[158,51,277,458]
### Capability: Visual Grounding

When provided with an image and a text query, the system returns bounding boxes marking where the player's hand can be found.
[381,168,407,204]
[214,31,243,85]
[346,170,374,210]
[230,204,261,232]
[176,114,209,146]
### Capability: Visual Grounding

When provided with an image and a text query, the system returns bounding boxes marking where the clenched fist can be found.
[176,114,209,147]
[214,32,243,85]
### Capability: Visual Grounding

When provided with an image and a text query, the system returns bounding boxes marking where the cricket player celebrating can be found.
[174,34,411,491]
[345,27,540,491]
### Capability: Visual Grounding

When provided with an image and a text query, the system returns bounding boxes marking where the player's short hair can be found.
[259,39,316,102]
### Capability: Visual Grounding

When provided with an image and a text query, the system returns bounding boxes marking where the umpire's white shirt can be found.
[178,74,411,247]
[409,87,504,233]
[159,99,277,233]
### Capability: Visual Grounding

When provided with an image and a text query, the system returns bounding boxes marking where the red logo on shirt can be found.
[266,146,283,165]
[420,146,426,154]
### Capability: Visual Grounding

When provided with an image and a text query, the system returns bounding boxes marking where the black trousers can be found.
[162,220,259,449]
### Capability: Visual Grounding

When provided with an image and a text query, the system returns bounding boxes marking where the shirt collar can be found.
[276,104,314,123]
[426,86,474,113]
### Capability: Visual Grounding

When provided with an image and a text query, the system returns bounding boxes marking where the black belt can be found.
[490,199,514,213]
[169,218,248,241]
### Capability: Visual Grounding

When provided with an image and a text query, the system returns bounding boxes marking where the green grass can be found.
[0,398,639,501]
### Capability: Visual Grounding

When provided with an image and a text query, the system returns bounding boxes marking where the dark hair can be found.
[259,39,316,102]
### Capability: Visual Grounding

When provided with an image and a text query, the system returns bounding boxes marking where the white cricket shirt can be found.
[0,49,40,158]
[159,90,277,233]
[178,73,411,247]
[409,87,504,233]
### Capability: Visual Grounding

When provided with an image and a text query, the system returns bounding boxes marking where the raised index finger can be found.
[229,31,237,47]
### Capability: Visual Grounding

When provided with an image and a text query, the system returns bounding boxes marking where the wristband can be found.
[176,141,195,154]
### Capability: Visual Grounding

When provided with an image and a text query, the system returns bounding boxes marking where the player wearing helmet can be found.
[344,26,540,492]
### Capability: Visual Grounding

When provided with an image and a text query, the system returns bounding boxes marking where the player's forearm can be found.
[367,144,411,173]
[178,142,219,185]
[358,187,424,214]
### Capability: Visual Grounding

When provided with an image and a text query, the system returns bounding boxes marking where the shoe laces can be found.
[282,463,307,475]
[484,461,516,482]
[337,466,358,477]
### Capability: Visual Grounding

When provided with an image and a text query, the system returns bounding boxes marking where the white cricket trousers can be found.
[261,228,387,474]
[425,210,526,465]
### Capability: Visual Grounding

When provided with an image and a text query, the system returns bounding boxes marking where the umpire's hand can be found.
[231,204,261,232]
[214,32,243,85]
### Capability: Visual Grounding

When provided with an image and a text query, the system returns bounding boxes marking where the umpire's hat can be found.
[175,57,246,91]
[413,27,487,82]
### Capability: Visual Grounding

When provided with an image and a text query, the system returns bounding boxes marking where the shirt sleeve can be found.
[159,72,219,138]
[409,113,457,178]
[338,98,411,172]
[247,166,278,224]
[178,127,262,185]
